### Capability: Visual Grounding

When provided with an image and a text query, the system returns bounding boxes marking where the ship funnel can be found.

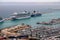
[33,10,36,13]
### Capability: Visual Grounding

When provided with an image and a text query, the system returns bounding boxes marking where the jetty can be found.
[37,18,60,25]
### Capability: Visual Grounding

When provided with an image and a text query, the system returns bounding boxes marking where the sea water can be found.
[0,11,60,29]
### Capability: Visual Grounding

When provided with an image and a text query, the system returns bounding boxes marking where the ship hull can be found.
[12,16,31,20]
[31,14,42,17]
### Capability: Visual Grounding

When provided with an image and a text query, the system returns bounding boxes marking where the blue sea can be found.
[0,2,60,29]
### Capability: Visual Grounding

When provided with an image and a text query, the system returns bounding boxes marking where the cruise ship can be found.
[31,11,42,17]
[10,11,31,20]
[0,17,4,22]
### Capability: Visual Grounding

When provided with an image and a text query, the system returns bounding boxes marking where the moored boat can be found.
[31,11,42,17]
[10,11,31,20]
[10,11,42,20]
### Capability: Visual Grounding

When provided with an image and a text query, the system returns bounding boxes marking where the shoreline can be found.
[1,24,31,37]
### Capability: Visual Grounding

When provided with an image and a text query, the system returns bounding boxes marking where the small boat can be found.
[0,17,4,23]
[10,11,31,20]
[31,11,42,17]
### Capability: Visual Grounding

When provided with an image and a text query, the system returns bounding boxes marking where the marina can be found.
[0,11,60,29]
[0,10,60,40]
[0,1,60,40]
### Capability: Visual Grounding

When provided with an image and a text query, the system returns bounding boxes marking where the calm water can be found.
[0,11,60,29]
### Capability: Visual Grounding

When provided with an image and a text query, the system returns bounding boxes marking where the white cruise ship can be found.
[10,11,31,20]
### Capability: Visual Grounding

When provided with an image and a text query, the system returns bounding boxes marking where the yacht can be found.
[10,11,31,20]
[31,11,42,17]
[0,17,4,22]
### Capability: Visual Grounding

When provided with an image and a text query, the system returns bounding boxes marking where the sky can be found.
[0,0,60,2]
